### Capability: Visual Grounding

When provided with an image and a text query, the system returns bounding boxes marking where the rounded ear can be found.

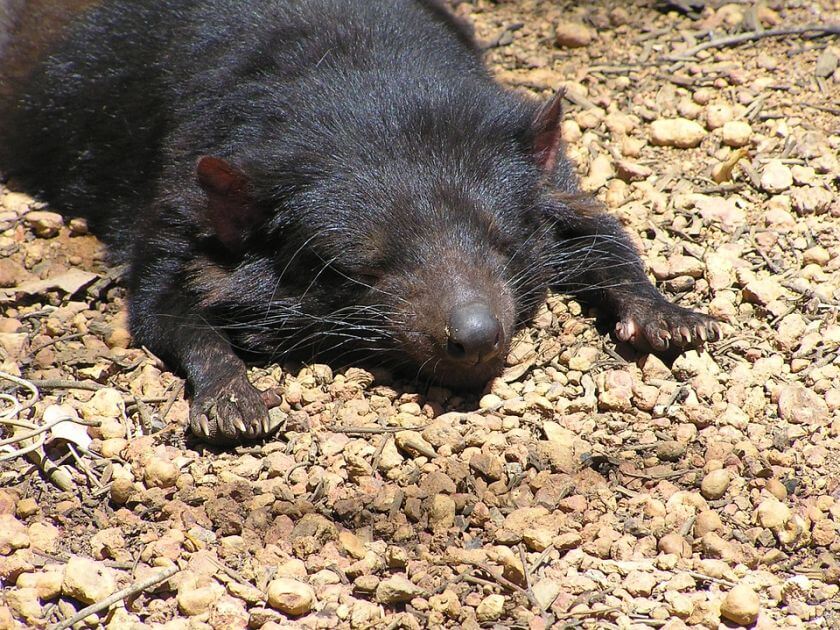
[196,156,262,251]
[531,88,566,174]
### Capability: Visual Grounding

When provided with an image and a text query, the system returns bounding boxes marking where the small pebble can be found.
[694,510,723,538]
[23,211,63,238]
[701,469,731,500]
[144,457,179,489]
[756,498,791,530]
[722,120,752,147]
[554,22,593,48]
[650,118,706,148]
[266,578,315,616]
[61,557,116,604]
[476,594,505,622]
[375,574,425,604]
[761,160,793,194]
[720,584,760,626]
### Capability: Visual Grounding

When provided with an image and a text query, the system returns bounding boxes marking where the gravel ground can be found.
[1,1,839,628]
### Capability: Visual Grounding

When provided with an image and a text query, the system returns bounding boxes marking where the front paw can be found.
[614,299,722,352]
[190,376,280,444]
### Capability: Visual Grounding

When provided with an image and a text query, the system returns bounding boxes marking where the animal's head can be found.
[192,89,578,389]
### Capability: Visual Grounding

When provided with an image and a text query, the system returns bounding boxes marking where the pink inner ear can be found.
[532,88,566,173]
[197,155,247,196]
[195,156,257,250]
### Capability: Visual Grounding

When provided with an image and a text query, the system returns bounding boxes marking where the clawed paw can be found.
[190,376,282,445]
[615,301,721,352]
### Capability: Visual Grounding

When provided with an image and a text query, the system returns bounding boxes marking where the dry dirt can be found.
[1,1,839,629]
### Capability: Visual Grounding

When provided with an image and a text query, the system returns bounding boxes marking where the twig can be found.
[687,569,736,587]
[324,424,427,435]
[159,381,184,423]
[27,379,105,393]
[469,561,540,610]
[29,333,84,354]
[666,25,840,60]
[52,564,181,630]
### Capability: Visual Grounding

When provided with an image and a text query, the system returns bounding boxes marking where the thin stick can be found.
[667,25,840,60]
[52,564,181,630]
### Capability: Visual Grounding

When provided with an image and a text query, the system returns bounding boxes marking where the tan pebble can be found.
[694,510,723,538]
[523,527,553,552]
[582,154,613,190]
[620,135,645,158]
[777,385,829,425]
[658,533,692,558]
[27,521,59,553]
[665,590,694,617]
[700,532,739,562]
[110,477,134,505]
[15,498,37,518]
[802,246,830,266]
[354,574,380,594]
[0,514,29,555]
[677,97,703,119]
[812,519,837,547]
[760,160,793,194]
[742,277,784,306]
[755,498,791,530]
[62,556,116,604]
[775,314,807,350]
[615,160,651,182]
[339,530,366,559]
[394,430,436,458]
[16,570,63,600]
[791,186,833,215]
[764,479,787,501]
[144,456,179,489]
[476,594,505,622]
[554,22,593,48]
[99,418,126,440]
[4,587,41,622]
[705,103,734,129]
[650,118,706,148]
[375,574,424,604]
[701,469,731,500]
[376,439,403,471]
[100,438,128,459]
[575,108,603,130]
[266,578,315,616]
[23,211,64,238]
[722,120,752,147]
[469,452,505,480]
[2,191,35,214]
[720,584,760,625]
[623,570,656,596]
[177,572,225,616]
[561,119,582,143]
[428,494,456,530]
[532,578,563,611]
[693,88,714,105]
[80,387,125,420]
[429,589,461,618]
[491,545,526,585]
[68,217,88,235]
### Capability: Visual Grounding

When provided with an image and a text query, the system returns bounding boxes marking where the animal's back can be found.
[0,0,485,254]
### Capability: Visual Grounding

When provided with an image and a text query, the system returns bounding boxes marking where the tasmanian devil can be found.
[0,0,720,444]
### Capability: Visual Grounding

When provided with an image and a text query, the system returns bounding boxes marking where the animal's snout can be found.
[446,302,502,365]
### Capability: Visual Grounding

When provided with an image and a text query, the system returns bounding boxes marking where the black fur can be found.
[0,0,718,444]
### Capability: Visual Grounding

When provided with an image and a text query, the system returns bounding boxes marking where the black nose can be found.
[446,302,502,364]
